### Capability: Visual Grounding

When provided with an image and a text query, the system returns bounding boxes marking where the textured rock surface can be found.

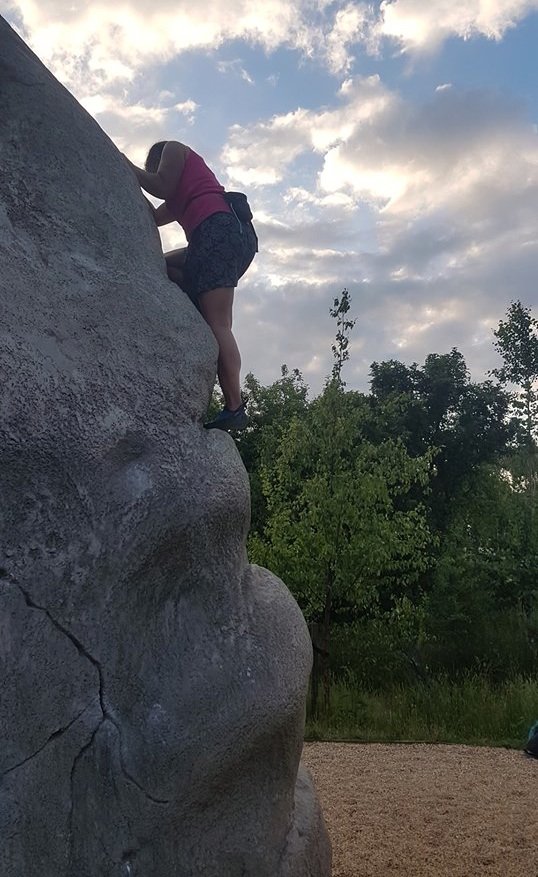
[0,17,331,877]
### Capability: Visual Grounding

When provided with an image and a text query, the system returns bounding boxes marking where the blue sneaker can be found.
[204,402,249,431]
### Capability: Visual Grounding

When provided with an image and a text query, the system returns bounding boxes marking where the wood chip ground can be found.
[302,742,538,877]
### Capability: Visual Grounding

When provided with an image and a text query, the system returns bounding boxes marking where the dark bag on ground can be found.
[524,721,538,758]
[224,191,253,222]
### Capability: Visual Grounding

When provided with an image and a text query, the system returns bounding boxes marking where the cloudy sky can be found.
[3,1,538,394]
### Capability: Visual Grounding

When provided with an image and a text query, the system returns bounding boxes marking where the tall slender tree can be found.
[491,301,538,594]
[491,300,538,446]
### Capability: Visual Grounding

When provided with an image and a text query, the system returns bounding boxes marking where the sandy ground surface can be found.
[302,742,538,877]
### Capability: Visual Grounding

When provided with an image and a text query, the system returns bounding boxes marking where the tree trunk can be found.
[320,583,332,715]
[309,621,321,717]
[309,605,332,718]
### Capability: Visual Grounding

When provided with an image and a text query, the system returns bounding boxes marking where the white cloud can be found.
[174,100,199,122]
[2,0,375,95]
[223,75,394,186]
[4,0,538,106]
[217,59,255,84]
[378,0,538,52]
[323,3,379,73]
[221,77,538,284]
[75,93,198,164]
[79,96,167,125]
[318,86,538,228]
[221,77,538,391]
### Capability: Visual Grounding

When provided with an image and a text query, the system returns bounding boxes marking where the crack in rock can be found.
[1,705,92,779]
[68,716,105,838]
[13,581,104,698]
[11,581,170,805]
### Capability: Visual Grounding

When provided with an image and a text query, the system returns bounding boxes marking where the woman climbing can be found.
[124,141,257,431]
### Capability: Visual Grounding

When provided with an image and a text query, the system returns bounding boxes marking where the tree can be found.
[426,463,538,676]
[236,365,309,536]
[250,291,434,713]
[491,301,538,445]
[491,301,538,566]
[369,350,512,531]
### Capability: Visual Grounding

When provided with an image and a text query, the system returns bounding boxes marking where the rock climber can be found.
[124,141,257,431]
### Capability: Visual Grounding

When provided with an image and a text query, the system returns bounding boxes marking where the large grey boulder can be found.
[0,16,331,877]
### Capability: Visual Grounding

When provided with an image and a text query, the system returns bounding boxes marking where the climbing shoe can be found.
[204,402,249,432]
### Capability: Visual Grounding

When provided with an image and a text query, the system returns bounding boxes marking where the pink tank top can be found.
[165,149,231,240]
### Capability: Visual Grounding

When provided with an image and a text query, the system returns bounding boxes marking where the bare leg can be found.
[167,265,185,286]
[165,247,188,269]
[198,287,242,411]
[165,247,188,287]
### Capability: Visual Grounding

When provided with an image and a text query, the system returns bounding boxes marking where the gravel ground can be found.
[302,742,538,877]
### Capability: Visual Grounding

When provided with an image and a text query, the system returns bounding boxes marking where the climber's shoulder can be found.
[158,142,189,199]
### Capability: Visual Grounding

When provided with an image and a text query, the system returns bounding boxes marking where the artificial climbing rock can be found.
[0,16,331,877]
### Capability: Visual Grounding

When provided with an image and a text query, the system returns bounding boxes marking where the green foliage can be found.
[433,465,538,608]
[488,302,538,621]
[250,291,434,628]
[491,300,538,444]
[236,365,309,536]
[250,398,433,620]
[237,295,538,729]
[369,349,513,531]
[247,291,438,715]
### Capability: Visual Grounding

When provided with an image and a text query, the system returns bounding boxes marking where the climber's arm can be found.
[124,141,187,200]
[141,196,174,226]
[153,202,176,226]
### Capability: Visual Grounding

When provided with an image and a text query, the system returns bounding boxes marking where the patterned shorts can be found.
[183,211,257,300]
